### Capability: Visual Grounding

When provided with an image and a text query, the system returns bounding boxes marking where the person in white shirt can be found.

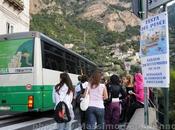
[52,72,74,130]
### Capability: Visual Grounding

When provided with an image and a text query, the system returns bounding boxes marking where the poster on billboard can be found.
[140,12,169,88]
[0,38,34,74]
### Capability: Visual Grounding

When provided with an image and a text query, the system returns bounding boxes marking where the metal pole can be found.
[140,0,148,19]
[144,87,149,126]
[140,0,149,127]
[162,4,169,128]
[163,88,169,128]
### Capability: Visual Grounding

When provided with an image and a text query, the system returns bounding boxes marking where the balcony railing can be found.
[3,0,24,12]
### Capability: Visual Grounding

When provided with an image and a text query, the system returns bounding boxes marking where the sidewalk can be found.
[126,108,159,130]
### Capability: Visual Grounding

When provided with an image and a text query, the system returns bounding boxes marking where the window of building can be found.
[6,22,10,34]
[11,25,14,33]
[6,22,14,34]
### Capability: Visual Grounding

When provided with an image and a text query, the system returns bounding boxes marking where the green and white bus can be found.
[0,31,96,112]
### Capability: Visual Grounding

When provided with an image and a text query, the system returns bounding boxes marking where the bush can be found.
[170,70,175,124]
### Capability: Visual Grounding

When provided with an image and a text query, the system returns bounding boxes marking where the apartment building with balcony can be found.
[0,0,30,34]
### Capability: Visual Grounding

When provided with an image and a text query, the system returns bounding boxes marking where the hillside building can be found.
[0,0,30,35]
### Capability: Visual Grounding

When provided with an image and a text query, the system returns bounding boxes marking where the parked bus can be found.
[0,32,96,112]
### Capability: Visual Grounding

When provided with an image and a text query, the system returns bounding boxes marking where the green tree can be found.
[169,70,175,124]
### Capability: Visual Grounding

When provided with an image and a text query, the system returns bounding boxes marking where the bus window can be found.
[65,53,77,74]
[42,41,65,71]
[80,61,85,75]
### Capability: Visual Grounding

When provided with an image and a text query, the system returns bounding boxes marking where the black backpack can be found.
[54,101,71,123]
[75,83,85,107]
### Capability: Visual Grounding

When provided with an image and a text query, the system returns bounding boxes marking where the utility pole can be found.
[162,4,169,128]
[140,0,149,127]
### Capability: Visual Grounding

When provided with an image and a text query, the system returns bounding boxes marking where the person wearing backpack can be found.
[52,72,74,130]
[75,75,88,130]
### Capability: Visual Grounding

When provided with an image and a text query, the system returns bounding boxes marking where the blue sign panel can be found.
[140,12,170,88]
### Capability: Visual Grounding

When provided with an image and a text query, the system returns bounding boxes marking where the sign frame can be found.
[148,0,172,10]
[140,12,170,88]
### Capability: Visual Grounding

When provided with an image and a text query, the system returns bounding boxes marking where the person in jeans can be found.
[105,74,126,130]
[52,73,74,130]
[84,70,108,130]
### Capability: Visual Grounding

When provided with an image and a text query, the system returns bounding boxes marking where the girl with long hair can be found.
[127,72,145,122]
[105,74,126,130]
[122,74,136,122]
[52,72,74,130]
[84,70,108,130]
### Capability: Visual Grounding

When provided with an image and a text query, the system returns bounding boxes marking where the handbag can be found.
[80,87,89,111]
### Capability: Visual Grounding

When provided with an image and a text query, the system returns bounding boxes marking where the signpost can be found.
[148,0,172,10]
[140,11,170,128]
[140,12,170,88]
[132,0,170,128]
[132,0,172,19]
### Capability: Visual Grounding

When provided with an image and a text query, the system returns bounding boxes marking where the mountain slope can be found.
[30,0,140,73]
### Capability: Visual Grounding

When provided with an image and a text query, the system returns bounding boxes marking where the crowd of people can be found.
[52,69,147,130]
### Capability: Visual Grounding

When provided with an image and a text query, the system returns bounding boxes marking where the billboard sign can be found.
[148,0,172,10]
[0,38,33,74]
[140,12,170,88]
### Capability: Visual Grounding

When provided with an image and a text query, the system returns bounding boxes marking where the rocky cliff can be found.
[30,0,140,73]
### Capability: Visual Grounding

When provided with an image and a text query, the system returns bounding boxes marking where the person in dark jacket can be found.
[105,74,126,130]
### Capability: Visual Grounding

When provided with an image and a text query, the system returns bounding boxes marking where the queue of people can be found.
[52,69,146,130]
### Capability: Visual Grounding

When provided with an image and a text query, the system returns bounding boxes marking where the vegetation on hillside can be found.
[170,70,175,125]
[30,8,139,74]
[30,0,140,74]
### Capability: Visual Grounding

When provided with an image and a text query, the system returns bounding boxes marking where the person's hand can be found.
[128,90,135,95]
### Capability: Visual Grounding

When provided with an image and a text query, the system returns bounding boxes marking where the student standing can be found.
[52,73,74,130]
[122,74,136,122]
[127,72,145,122]
[84,70,108,130]
[105,74,126,130]
[75,75,88,130]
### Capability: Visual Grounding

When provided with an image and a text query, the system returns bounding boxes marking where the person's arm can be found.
[135,89,144,100]
[82,87,88,98]
[120,87,127,99]
[103,86,108,100]
[130,88,144,101]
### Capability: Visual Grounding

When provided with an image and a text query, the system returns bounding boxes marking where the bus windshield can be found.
[0,38,34,74]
